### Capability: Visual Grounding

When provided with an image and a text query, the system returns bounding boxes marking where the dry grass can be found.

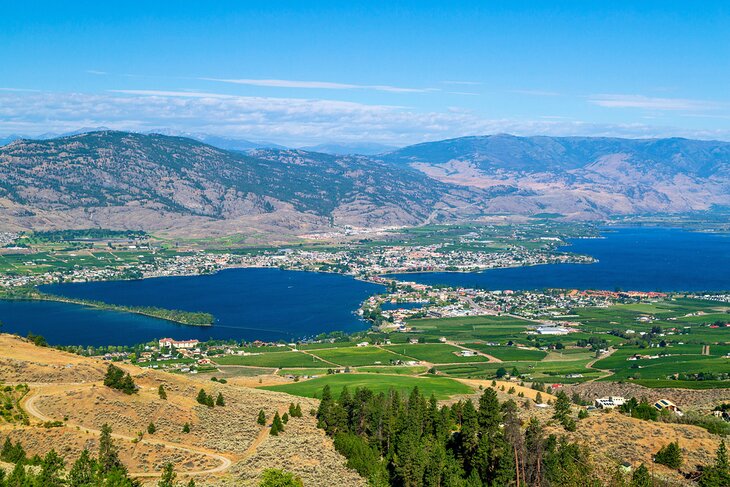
[547,409,723,485]
[0,334,364,486]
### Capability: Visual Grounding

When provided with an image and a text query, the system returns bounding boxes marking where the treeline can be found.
[316,385,606,486]
[0,287,214,327]
[43,294,215,327]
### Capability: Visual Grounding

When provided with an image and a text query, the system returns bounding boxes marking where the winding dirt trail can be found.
[21,384,233,478]
[584,347,617,383]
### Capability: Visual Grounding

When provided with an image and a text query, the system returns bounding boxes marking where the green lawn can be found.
[261,373,474,399]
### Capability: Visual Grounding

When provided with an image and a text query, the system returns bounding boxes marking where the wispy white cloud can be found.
[588,94,723,111]
[199,77,438,93]
[86,70,108,75]
[1,89,729,144]
[0,87,41,92]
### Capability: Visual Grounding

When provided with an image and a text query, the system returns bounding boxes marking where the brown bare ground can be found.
[0,334,363,486]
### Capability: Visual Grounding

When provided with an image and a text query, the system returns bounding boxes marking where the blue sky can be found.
[1,1,729,145]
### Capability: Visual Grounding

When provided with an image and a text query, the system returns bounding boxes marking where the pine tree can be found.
[282,412,289,424]
[215,392,225,406]
[553,391,572,428]
[654,441,682,469]
[196,388,208,405]
[699,439,730,486]
[158,462,177,487]
[257,410,267,426]
[271,412,284,435]
[535,392,543,404]
[68,449,95,487]
[182,422,191,433]
[98,423,126,476]
[158,384,167,400]
[37,449,65,487]
[148,422,157,435]
[631,463,652,487]
[7,459,27,486]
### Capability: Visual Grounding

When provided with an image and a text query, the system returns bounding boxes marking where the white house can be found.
[594,396,626,409]
[158,338,199,349]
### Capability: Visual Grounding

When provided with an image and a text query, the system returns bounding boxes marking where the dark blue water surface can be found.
[0,268,383,346]
[389,227,730,292]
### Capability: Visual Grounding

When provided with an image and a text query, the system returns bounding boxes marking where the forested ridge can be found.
[315,385,730,487]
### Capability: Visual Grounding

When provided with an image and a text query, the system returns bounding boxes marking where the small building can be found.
[408,338,419,344]
[654,399,682,416]
[356,342,369,347]
[459,350,478,357]
[594,396,626,409]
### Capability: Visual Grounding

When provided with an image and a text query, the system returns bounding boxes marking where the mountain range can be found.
[0,131,728,236]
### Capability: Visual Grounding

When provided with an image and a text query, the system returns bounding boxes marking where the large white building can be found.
[158,338,199,349]
[594,396,626,409]
[535,325,570,335]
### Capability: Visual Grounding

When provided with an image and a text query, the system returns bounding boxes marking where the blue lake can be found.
[1,227,728,346]
[388,227,730,292]
[0,268,383,346]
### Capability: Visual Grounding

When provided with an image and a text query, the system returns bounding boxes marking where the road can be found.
[21,384,233,478]
[583,347,617,383]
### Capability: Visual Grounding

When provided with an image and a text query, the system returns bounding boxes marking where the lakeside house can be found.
[158,338,200,349]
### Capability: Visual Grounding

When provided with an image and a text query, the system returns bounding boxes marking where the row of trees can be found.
[316,384,604,486]
[195,388,224,407]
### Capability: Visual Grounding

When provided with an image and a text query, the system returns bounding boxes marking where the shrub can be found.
[257,410,267,426]
[259,468,303,487]
[147,422,156,435]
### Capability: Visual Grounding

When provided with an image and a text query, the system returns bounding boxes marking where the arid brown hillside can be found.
[382,134,730,219]
[0,131,487,236]
[0,334,364,486]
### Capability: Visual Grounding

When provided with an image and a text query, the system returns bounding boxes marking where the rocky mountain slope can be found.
[381,134,730,219]
[1,131,729,235]
[0,131,486,236]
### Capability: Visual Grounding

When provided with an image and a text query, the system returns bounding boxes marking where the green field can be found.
[261,373,474,399]
[465,344,548,361]
[308,346,412,366]
[383,343,489,364]
[213,351,326,368]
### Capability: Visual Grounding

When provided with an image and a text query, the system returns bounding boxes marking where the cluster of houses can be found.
[592,395,683,416]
